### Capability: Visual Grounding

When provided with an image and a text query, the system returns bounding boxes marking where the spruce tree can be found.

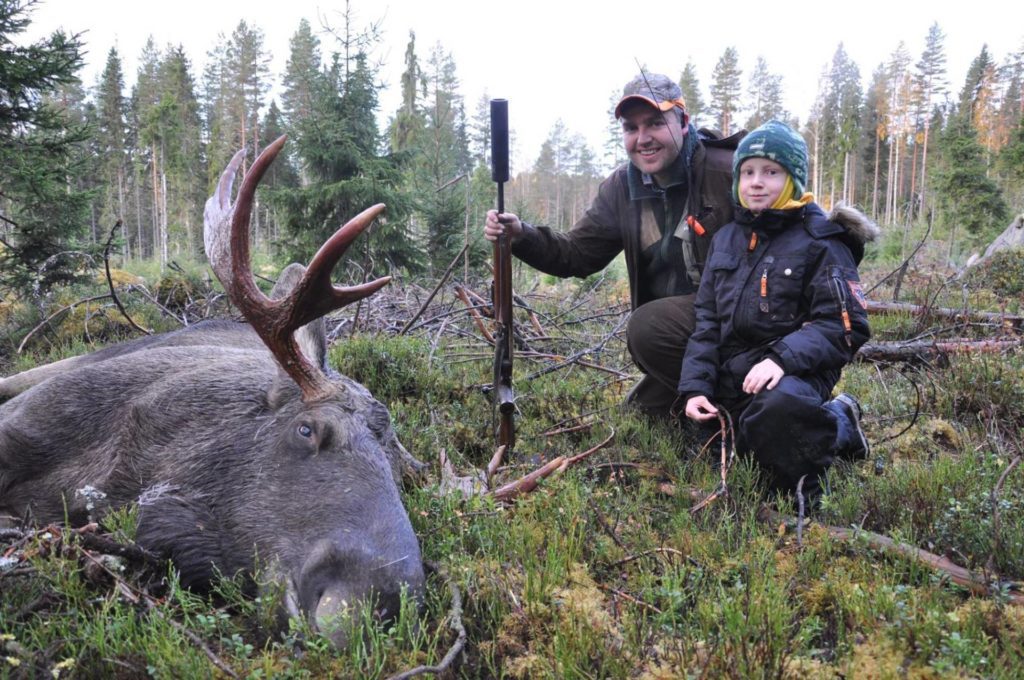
[156,45,204,258]
[95,47,130,250]
[678,61,704,128]
[281,18,322,138]
[933,113,1007,254]
[275,39,418,273]
[0,0,92,294]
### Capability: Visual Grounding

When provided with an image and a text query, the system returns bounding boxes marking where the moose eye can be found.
[297,424,313,438]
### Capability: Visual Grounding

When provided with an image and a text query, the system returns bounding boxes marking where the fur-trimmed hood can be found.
[830,203,881,245]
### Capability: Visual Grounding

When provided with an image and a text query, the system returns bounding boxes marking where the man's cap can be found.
[733,119,809,198]
[614,73,687,119]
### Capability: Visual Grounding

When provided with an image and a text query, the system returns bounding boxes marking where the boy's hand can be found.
[742,358,784,394]
[685,395,719,421]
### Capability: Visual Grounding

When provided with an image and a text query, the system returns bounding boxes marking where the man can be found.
[484,72,739,419]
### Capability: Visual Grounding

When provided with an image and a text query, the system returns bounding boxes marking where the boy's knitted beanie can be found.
[733,120,809,199]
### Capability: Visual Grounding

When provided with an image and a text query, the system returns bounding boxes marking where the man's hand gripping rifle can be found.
[490,99,515,452]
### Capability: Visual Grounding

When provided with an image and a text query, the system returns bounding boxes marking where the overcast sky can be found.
[22,0,1024,172]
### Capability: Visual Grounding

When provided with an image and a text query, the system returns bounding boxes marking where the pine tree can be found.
[0,0,92,294]
[744,57,787,131]
[914,23,948,214]
[709,47,742,135]
[814,44,861,206]
[959,46,1000,156]
[884,42,914,224]
[678,60,704,127]
[997,120,1024,208]
[861,63,891,219]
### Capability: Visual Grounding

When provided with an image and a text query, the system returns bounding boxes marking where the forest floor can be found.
[2,245,1023,678]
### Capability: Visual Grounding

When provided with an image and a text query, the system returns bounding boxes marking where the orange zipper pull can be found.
[748,232,757,251]
[761,267,768,297]
[687,215,706,236]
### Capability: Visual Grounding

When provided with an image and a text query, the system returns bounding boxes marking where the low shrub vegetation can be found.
[2,258,1022,678]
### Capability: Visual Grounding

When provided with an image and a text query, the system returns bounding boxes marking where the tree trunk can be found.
[872,131,880,219]
[919,120,931,215]
[151,144,160,266]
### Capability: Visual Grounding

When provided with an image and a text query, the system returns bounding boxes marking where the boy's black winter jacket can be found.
[677,202,879,401]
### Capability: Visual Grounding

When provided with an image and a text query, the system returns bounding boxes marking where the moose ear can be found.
[270,264,329,372]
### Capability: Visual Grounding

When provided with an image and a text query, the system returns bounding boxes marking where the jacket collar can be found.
[626,152,691,200]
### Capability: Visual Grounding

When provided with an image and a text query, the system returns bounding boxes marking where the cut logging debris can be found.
[866,300,1023,331]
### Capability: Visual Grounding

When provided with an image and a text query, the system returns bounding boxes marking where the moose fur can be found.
[0,137,426,648]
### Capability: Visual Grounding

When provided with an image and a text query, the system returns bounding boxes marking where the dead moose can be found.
[0,136,426,648]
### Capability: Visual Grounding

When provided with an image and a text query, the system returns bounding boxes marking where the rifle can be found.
[490,99,515,452]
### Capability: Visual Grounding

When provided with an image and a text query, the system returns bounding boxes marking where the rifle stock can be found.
[490,99,515,450]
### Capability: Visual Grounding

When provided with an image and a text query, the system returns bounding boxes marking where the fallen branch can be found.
[525,314,629,381]
[454,284,494,344]
[759,506,1024,604]
[489,427,616,503]
[17,294,112,353]
[855,338,1022,363]
[399,244,468,336]
[607,547,685,569]
[543,421,594,437]
[103,220,151,336]
[486,444,507,484]
[866,300,1024,330]
[559,426,616,469]
[490,455,566,502]
[596,583,662,614]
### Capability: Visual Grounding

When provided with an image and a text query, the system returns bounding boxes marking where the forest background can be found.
[2,0,1024,296]
[5,2,1024,675]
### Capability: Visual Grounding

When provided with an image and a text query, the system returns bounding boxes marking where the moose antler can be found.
[203,135,391,402]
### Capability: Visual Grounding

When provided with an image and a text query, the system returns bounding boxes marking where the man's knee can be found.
[627,295,697,367]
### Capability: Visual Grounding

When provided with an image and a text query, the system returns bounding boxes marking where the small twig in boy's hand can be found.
[690,409,735,514]
[986,454,1022,575]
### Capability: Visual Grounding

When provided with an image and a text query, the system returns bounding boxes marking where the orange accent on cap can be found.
[614,96,688,120]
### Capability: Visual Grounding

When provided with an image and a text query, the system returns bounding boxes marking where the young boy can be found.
[677,120,879,499]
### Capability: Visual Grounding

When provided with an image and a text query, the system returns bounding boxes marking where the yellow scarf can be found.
[740,174,815,212]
